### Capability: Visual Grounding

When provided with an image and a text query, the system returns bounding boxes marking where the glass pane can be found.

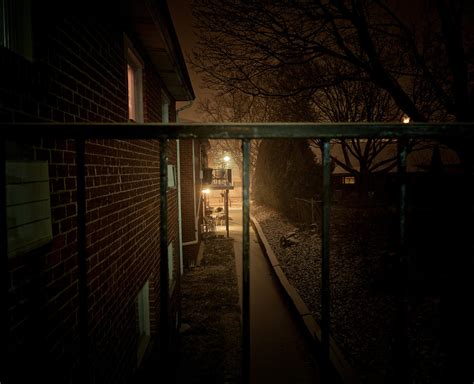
[127,64,136,121]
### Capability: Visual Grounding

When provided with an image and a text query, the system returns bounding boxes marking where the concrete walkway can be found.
[219,207,320,383]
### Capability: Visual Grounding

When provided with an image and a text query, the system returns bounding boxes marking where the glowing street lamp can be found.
[402,115,410,124]
[223,155,230,163]
[202,188,210,194]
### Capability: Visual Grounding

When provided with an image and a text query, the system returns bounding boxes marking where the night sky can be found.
[169,0,211,122]
[169,0,473,123]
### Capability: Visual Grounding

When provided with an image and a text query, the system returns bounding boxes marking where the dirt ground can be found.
[177,237,242,383]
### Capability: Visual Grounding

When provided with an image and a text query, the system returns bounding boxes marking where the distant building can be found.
[312,140,462,201]
[1,1,200,382]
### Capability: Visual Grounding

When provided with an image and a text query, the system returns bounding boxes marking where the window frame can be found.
[162,91,170,123]
[168,242,175,294]
[0,0,33,60]
[124,35,144,123]
[6,160,52,258]
[342,176,356,185]
[167,164,177,189]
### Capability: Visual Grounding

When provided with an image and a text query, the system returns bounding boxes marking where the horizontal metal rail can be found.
[0,122,473,139]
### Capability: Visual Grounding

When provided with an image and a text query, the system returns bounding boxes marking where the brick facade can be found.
[2,4,188,383]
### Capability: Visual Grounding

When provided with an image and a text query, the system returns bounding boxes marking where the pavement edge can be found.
[250,215,361,384]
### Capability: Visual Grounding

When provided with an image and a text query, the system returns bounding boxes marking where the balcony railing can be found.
[2,122,473,383]
[202,167,233,188]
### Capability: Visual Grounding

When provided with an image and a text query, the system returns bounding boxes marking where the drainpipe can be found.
[176,101,193,275]
[182,140,201,246]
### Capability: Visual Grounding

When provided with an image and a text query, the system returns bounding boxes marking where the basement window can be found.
[162,91,169,123]
[6,161,52,257]
[167,164,177,189]
[0,0,33,60]
[168,242,175,294]
[137,281,150,365]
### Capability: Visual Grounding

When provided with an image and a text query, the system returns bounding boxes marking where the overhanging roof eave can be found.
[144,0,195,101]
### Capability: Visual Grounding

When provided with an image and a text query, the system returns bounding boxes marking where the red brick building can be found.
[1,1,197,382]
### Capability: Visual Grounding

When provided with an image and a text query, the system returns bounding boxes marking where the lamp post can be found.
[223,155,231,183]
[222,155,231,237]
[396,114,410,381]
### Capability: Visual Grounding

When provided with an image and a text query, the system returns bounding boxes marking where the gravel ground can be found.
[252,202,444,384]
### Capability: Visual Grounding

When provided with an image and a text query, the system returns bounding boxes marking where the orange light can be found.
[127,64,136,121]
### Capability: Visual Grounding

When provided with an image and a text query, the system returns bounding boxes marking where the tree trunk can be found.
[357,165,370,203]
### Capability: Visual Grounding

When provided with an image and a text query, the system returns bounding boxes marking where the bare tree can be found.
[198,92,272,123]
[191,4,473,382]
[192,0,474,201]
[197,91,265,177]
[309,79,405,198]
[192,0,473,123]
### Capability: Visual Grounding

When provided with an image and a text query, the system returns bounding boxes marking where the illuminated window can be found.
[127,64,136,120]
[125,36,143,122]
[343,176,356,184]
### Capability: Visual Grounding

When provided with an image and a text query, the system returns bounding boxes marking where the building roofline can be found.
[145,0,195,101]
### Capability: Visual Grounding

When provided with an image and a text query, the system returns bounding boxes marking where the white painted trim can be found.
[6,161,52,257]
[162,91,170,123]
[177,139,184,275]
[176,101,194,268]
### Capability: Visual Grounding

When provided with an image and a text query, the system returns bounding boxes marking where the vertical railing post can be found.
[1,137,8,382]
[321,139,331,379]
[159,139,170,364]
[225,189,229,238]
[398,139,407,259]
[242,139,250,384]
[76,137,89,382]
[394,138,411,382]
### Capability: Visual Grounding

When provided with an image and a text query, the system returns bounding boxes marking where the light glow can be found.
[202,188,210,194]
[127,64,136,121]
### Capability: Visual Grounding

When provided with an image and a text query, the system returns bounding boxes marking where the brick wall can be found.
[2,12,180,384]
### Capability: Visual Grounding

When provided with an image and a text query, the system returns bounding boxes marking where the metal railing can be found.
[203,167,233,187]
[2,122,473,383]
[294,197,323,224]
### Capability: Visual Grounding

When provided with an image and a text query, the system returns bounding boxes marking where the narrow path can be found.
[223,207,320,383]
